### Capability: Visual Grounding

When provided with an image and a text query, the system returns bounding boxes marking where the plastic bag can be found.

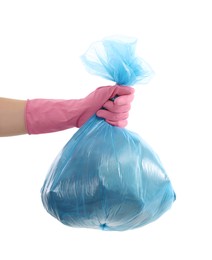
[41,37,176,231]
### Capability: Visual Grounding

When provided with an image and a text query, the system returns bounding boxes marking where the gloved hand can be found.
[26,85,134,134]
[96,86,134,127]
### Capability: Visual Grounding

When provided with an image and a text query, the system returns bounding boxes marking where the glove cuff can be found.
[25,99,81,134]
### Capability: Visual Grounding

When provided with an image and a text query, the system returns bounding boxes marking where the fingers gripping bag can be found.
[41,37,176,231]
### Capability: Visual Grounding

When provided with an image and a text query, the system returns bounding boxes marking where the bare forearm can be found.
[0,98,27,137]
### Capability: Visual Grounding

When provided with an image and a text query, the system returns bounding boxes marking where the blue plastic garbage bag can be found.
[41,37,176,231]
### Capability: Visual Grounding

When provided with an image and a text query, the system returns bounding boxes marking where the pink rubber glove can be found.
[25,85,134,134]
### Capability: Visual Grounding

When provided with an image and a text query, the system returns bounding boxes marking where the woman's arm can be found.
[0,98,27,136]
[0,86,134,137]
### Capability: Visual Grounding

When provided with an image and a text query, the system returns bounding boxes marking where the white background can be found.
[0,0,211,259]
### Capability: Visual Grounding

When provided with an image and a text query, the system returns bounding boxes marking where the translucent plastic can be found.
[81,36,153,85]
[41,37,176,231]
